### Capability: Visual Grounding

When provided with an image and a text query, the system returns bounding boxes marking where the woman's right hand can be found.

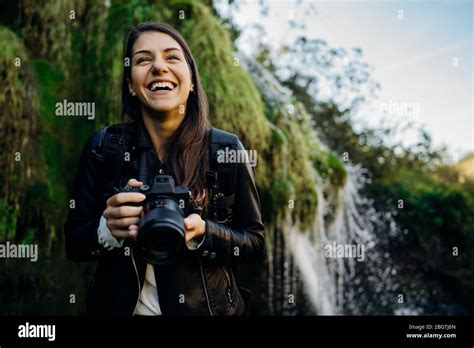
[103,178,146,240]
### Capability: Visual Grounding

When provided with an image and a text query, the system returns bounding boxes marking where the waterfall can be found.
[267,165,402,315]
[239,53,402,315]
[287,164,400,314]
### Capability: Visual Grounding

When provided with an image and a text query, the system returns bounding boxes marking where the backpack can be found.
[90,124,239,224]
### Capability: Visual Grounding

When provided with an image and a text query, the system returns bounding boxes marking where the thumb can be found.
[183,217,191,230]
[127,178,144,187]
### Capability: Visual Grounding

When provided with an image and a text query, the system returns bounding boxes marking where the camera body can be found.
[122,175,198,265]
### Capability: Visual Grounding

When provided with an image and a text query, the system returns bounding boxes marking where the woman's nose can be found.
[151,59,168,74]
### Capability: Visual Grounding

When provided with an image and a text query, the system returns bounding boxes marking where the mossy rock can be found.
[0,26,45,229]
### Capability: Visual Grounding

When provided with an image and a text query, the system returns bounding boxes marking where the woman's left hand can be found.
[184,213,206,243]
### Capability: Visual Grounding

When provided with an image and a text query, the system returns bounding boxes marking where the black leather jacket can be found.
[64,120,265,316]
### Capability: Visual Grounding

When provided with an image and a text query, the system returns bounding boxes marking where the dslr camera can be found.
[122,175,200,265]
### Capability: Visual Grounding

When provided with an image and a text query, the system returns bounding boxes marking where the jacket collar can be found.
[136,117,153,150]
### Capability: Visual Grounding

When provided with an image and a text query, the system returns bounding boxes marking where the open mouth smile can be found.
[146,80,177,95]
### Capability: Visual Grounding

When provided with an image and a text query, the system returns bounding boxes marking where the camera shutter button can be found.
[140,185,149,191]
[159,169,164,174]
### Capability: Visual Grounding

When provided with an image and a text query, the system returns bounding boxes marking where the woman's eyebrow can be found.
[132,49,152,57]
[163,47,182,53]
[132,47,182,57]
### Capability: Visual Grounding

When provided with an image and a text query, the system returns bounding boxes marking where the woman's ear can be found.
[127,78,136,96]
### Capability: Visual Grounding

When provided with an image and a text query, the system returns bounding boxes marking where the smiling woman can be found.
[64,22,265,316]
[128,33,192,124]
[121,24,209,197]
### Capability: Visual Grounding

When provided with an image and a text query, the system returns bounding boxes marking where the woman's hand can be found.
[184,213,206,243]
[103,178,146,241]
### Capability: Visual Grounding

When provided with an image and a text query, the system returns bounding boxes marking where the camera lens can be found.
[137,198,185,265]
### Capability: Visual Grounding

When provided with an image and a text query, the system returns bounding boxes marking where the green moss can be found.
[0,26,48,240]
[0,200,19,241]
[19,0,80,79]
[170,2,270,150]
[261,177,295,223]
[31,59,62,123]
[326,152,347,187]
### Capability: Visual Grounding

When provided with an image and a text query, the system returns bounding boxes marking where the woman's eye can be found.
[136,57,150,64]
[167,55,180,60]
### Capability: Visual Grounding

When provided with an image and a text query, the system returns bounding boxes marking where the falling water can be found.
[239,53,404,315]
[286,164,400,314]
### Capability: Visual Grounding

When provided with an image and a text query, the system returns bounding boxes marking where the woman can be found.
[64,22,264,316]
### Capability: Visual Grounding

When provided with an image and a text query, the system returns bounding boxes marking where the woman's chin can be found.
[144,103,179,115]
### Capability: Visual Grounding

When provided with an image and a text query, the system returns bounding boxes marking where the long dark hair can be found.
[121,22,210,206]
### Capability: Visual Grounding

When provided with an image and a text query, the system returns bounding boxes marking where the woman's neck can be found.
[141,108,185,161]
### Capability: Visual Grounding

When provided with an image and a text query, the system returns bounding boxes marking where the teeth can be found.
[150,81,174,91]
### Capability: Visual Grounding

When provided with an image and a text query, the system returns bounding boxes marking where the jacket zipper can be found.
[130,246,142,315]
[223,266,234,304]
[199,259,214,316]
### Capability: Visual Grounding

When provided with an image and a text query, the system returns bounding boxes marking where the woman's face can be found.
[128,31,193,117]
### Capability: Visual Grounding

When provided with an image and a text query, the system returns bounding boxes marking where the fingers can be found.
[106,178,145,207]
[108,223,139,241]
[184,213,199,230]
[106,192,146,207]
[111,228,135,239]
[184,217,191,230]
[102,178,145,241]
[128,225,138,241]
[183,217,193,242]
[185,230,195,243]
[127,178,143,187]
[103,205,143,219]
[184,214,206,243]
[106,216,141,229]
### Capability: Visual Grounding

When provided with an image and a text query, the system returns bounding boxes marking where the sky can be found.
[217,0,473,159]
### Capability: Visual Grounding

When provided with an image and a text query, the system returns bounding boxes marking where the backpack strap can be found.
[206,128,239,223]
[90,125,110,164]
[90,124,239,222]
[90,124,132,198]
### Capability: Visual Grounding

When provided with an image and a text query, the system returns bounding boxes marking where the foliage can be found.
[0,26,47,241]
[270,37,474,312]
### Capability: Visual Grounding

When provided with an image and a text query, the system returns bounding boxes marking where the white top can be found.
[133,264,162,315]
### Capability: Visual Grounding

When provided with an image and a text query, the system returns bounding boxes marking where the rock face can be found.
[0,1,347,314]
